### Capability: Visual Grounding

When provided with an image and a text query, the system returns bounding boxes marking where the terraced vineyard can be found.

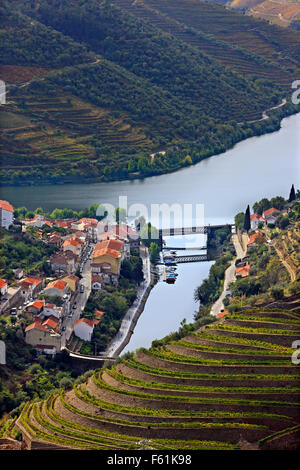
[14,307,300,450]
[1,93,150,169]
[113,0,300,90]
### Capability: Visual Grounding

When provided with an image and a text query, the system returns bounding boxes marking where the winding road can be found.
[210,233,247,317]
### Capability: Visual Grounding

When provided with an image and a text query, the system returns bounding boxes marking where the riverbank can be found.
[104,246,156,358]
[1,102,298,188]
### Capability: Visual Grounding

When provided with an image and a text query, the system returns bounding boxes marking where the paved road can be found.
[210,234,247,317]
[60,250,92,348]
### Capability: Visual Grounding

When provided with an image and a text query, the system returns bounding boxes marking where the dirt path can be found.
[262,228,296,282]
[210,234,247,317]
[239,98,287,125]
[272,243,296,282]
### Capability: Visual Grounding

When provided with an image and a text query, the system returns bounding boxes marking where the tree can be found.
[149,242,160,264]
[243,205,250,232]
[115,207,127,224]
[289,184,296,203]
[235,212,244,230]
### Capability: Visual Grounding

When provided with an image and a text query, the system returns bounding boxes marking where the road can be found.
[210,234,247,317]
[238,98,287,125]
[60,245,93,348]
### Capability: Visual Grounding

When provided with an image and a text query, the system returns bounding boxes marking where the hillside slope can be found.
[12,305,300,450]
[1,0,299,186]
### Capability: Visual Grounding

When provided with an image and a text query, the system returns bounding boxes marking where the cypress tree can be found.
[243,205,251,232]
[289,184,296,202]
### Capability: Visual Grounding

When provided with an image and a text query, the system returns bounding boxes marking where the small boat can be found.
[166,274,176,284]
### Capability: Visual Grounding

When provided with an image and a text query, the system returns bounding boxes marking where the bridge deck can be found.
[160,224,233,237]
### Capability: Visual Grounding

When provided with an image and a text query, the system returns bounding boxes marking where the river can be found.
[1,112,299,353]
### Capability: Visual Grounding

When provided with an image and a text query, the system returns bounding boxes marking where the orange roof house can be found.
[93,239,124,259]
[44,279,68,297]
[25,299,45,314]
[263,207,280,218]
[19,277,42,291]
[25,317,61,352]
[0,200,14,212]
[217,310,229,319]
[0,279,7,289]
[25,320,48,333]
[0,278,7,295]
[247,232,264,247]
[62,275,79,292]
[74,318,100,341]
[91,239,124,279]
[235,264,250,278]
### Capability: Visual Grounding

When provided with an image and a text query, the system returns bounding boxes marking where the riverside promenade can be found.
[210,233,247,317]
[103,245,153,358]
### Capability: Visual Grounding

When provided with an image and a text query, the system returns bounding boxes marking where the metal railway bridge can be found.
[158,224,234,260]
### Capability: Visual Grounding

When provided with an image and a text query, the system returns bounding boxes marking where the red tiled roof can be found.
[250,213,264,221]
[74,318,99,328]
[78,218,98,224]
[235,265,250,277]
[20,277,42,289]
[0,279,7,288]
[247,233,264,246]
[42,317,58,329]
[92,274,103,283]
[25,320,48,333]
[0,200,13,212]
[93,239,123,260]
[217,310,229,319]
[63,238,81,247]
[46,279,67,291]
[263,207,280,217]
[32,300,45,310]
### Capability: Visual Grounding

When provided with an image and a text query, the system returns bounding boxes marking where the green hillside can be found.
[8,302,300,450]
[1,0,299,186]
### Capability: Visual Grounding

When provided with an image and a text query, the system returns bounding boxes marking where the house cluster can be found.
[1,199,142,352]
[250,207,281,231]
[23,274,80,353]
[90,222,139,289]
[238,207,285,279]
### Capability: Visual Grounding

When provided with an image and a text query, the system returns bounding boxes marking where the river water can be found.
[1,113,299,352]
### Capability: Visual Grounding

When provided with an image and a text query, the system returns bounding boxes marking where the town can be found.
[0,200,145,358]
[1,191,299,360]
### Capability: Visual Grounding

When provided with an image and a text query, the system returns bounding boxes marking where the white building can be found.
[0,279,8,297]
[250,213,265,231]
[44,279,69,298]
[263,208,280,225]
[0,200,14,229]
[74,318,99,342]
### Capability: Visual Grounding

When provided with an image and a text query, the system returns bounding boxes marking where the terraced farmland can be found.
[15,307,300,450]
[113,0,300,90]
[0,93,151,171]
